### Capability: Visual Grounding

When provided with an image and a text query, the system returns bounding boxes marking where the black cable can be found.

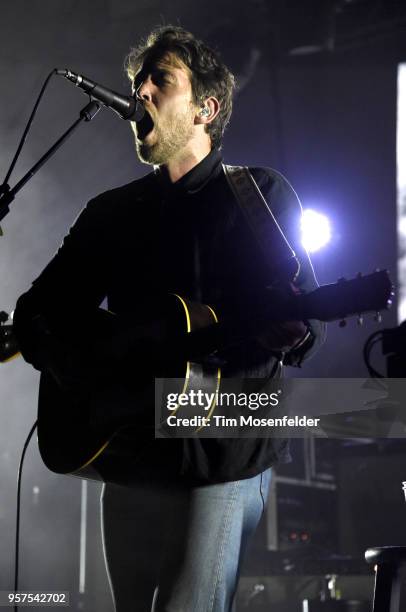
[13,420,37,612]
[363,330,384,378]
[365,341,383,378]
[2,69,58,190]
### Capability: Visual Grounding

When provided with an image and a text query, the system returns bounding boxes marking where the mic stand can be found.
[0,100,101,235]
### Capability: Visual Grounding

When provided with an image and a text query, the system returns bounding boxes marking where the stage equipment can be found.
[56,69,144,122]
[365,546,406,612]
[302,599,370,611]
[381,321,406,377]
[266,437,339,554]
[302,574,369,610]
[0,98,100,232]
[0,68,144,236]
[338,450,406,558]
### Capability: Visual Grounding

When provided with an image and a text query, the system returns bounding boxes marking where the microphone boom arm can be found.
[0,100,101,233]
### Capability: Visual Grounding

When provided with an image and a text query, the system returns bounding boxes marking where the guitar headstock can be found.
[299,270,394,324]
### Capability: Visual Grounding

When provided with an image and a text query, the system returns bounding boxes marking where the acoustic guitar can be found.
[0,270,393,483]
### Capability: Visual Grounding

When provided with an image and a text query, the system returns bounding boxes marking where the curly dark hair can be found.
[125,26,235,150]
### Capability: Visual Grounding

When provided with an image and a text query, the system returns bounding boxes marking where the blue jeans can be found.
[101,468,271,612]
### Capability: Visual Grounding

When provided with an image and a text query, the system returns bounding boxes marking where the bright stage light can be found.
[301,209,331,253]
[399,216,406,238]
[398,64,406,324]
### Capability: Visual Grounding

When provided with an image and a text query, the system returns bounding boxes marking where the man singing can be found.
[14,26,325,612]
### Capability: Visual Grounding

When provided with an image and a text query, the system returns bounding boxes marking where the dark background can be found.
[0,1,405,609]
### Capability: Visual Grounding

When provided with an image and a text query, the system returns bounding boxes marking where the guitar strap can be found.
[223,164,300,283]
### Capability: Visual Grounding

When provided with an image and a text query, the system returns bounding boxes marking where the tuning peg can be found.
[339,319,347,328]
[357,314,364,326]
[374,311,382,323]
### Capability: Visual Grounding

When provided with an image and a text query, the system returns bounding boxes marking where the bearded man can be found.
[13,26,325,612]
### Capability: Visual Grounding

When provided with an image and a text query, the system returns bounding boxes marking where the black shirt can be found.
[13,149,326,484]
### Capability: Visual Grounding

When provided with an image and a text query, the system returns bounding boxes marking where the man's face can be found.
[131,53,198,165]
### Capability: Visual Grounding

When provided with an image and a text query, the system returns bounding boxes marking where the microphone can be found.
[57,69,145,121]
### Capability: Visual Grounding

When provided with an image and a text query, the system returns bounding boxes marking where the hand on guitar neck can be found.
[254,282,309,353]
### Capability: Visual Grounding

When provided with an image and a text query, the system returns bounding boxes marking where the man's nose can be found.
[136,77,153,102]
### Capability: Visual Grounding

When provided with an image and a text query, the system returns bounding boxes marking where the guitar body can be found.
[37,294,220,483]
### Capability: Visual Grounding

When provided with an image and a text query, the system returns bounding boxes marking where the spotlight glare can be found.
[301,209,331,253]
[399,216,406,238]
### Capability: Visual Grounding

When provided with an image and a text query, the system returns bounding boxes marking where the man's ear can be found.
[194,97,220,125]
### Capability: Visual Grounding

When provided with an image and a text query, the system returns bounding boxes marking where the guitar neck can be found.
[184,271,393,360]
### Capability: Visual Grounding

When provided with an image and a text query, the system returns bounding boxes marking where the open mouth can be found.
[136,109,154,141]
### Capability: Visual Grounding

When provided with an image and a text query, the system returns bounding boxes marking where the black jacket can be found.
[13,149,326,484]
